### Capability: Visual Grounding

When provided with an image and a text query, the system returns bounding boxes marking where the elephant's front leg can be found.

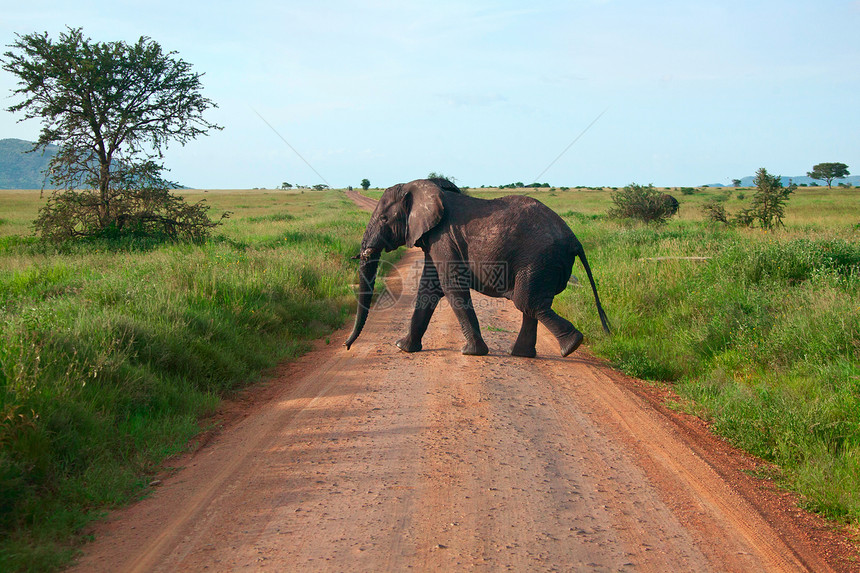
[444,286,489,356]
[396,256,443,353]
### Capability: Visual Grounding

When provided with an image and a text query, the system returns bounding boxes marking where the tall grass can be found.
[0,189,374,571]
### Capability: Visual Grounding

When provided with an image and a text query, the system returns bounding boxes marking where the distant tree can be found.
[427,172,456,184]
[312,184,329,191]
[2,28,224,241]
[280,182,293,189]
[807,162,850,189]
[360,178,370,190]
[750,167,795,229]
[732,179,742,187]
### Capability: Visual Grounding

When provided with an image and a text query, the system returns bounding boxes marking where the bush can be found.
[608,183,678,224]
[733,207,757,227]
[680,187,696,195]
[660,193,680,215]
[701,200,729,224]
[35,187,228,243]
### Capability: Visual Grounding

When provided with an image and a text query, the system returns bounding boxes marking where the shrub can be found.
[701,200,729,224]
[733,207,757,227]
[660,193,680,215]
[608,183,678,224]
[680,187,696,195]
[35,186,228,243]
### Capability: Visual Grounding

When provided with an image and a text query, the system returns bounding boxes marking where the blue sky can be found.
[1,1,858,189]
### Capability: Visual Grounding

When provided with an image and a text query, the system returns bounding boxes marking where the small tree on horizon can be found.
[427,172,456,184]
[360,178,370,190]
[807,162,850,189]
[2,27,225,241]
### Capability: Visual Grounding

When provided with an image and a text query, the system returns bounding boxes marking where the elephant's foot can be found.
[558,329,584,357]
[510,344,537,358]
[462,339,489,356]
[395,337,422,353]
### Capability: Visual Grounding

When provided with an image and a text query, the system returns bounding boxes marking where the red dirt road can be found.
[70,191,856,572]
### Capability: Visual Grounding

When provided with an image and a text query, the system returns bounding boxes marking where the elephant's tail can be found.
[574,242,611,335]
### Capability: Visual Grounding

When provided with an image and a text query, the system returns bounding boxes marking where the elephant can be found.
[344,178,610,357]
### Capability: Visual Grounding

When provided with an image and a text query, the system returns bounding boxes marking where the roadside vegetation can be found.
[0,189,379,571]
[480,185,858,525]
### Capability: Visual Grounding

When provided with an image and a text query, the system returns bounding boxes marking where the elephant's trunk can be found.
[344,250,380,350]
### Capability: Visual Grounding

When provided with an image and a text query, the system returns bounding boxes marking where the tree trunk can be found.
[98,159,111,228]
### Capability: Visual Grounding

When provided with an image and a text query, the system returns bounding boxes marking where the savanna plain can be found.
[0,185,858,571]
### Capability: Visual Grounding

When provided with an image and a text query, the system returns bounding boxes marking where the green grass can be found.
[469,186,860,524]
[0,189,382,571]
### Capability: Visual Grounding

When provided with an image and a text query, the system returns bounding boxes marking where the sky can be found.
[1,1,858,189]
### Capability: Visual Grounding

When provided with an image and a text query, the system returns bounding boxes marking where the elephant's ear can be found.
[405,180,444,247]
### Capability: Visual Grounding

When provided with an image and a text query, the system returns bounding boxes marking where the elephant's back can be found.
[493,195,574,242]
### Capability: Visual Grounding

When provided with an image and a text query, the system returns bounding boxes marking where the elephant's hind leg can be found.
[535,307,583,357]
[511,314,538,358]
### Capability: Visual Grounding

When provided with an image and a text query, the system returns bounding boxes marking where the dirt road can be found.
[345,188,378,212]
[71,191,853,572]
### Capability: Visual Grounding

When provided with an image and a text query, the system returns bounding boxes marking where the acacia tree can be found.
[2,28,225,240]
[807,162,850,189]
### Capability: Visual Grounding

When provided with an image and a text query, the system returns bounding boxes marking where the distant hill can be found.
[706,174,860,188]
[0,138,59,189]
[0,138,190,189]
